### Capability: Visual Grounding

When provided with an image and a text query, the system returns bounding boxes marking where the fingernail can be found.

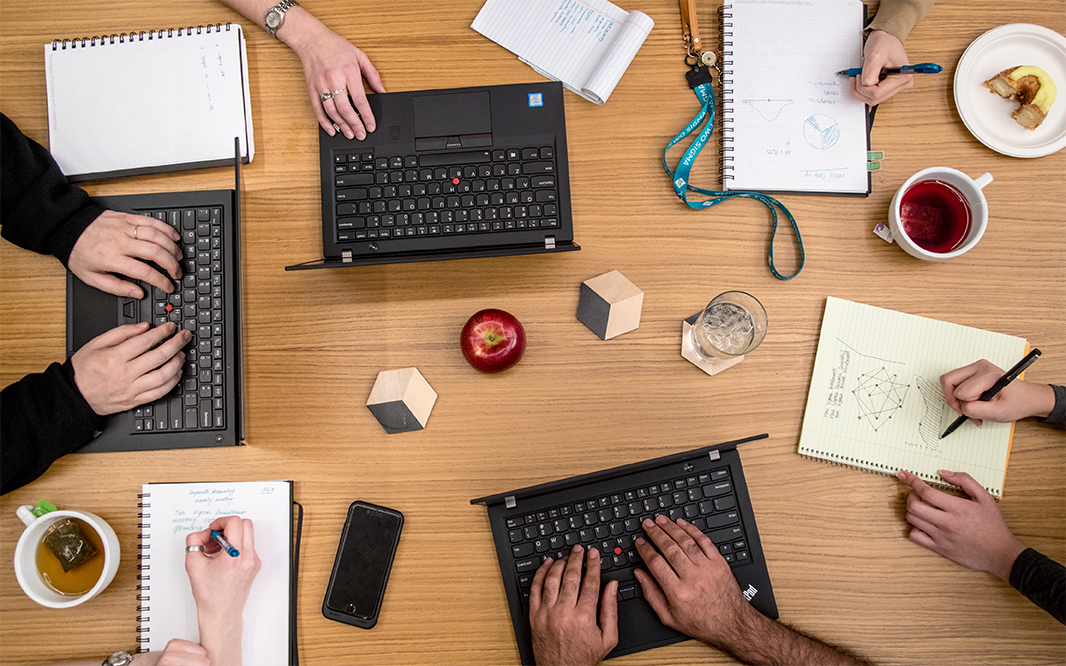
[589,548,599,559]
[635,537,645,545]
[572,544,582,553]
[896,470,906,480]
[609,580,618,592]
[345,129,355,140]
[655,514,668,524]
[543,557,552,565]
[131,288,142,299]
[642,519,653,528]
[367,123,376,133]
[677,518,688,526]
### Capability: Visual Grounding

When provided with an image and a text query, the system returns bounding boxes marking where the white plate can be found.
[954,23,1066,158]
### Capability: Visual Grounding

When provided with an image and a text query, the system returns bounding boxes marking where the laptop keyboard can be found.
[127,206,226,434]
[331,147,560,243]
[505,466,750,606]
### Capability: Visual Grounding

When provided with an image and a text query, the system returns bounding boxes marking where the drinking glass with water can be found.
[693,291,767,359]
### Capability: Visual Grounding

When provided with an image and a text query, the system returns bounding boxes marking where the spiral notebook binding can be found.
[51,23,230,49]
[719,4,736,186]
[797,449,999,498]
[137,493,151,650]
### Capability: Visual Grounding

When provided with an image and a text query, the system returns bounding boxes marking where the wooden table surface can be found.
[2,1,1064,664]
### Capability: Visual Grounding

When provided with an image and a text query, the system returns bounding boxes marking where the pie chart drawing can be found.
[803,114,841,150]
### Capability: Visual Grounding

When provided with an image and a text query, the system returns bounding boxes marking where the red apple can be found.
[461,309,526,373]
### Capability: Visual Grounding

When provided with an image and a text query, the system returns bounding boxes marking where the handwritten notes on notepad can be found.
[722,0,868,194]
[798,298,1028,497]
[140,481,291,664]
[472,0,653,104]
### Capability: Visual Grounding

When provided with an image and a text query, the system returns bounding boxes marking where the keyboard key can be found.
[512,543,534,558]
[715,496,736,511]
[702,481,733,497]
[515,558,538,573]
[705,511,740,529]
[707,526,744,544]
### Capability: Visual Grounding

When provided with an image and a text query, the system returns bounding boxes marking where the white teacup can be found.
[14,507,120,608]
[888,167,992,261]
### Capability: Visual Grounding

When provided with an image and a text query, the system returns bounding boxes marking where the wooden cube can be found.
[576,270,644,340]
[366,368,438,434]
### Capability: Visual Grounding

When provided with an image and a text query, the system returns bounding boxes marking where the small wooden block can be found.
[576,270,644,340]
[366,367,438,434]
[681,312,745,376]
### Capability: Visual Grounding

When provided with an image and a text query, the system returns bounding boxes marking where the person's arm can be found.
[184,516,262,666]
[528,545,618,666]
[850,0,936,105]
[940,360,1059,427]
[46,639,210,666]
[1037,385,1065,429]
[635,516,869,666]
[219,0,385,140]
[1010,549,1066,625]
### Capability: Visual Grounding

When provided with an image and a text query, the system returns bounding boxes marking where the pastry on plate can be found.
[983,65,1056,130]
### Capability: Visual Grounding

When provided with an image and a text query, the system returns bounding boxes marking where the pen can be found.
[837,62,943,79]
[211,529,240,557]
[940,348,1042,439]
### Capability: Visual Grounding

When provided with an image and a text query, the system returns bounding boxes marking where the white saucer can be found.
[954,23,1066,158]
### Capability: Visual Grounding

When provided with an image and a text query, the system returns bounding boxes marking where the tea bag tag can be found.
[873,222,895,243]
[16,499,56,526]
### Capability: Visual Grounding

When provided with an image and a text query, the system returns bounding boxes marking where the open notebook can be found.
[138,481,295,664]
[798,298,1028,498]
[721,0,870,195]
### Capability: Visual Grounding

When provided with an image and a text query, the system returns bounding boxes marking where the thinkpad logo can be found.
[742,584,758,601]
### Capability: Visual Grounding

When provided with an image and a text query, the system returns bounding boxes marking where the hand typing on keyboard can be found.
[529,545,619,666]
[68,210,182,299]
[72,321,191,415]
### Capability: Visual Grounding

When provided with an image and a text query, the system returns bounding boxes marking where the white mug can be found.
[14,507,121,608]
[887,167,992,261]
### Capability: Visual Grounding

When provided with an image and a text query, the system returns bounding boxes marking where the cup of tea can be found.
[888,167,992,261]
[13,503,120,608]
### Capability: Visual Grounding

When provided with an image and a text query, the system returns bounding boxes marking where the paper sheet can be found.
[471,0,653,105]
[141,481,291,663]
[798,298,1028,497]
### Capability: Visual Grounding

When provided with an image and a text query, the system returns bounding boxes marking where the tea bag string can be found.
[663,78,805,281]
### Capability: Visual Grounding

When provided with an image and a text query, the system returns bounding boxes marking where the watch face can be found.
[265,10,282,29]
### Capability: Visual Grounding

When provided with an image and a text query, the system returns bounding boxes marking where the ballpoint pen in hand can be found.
[212,529,240,557]
[940,348,1042,439]
[837,62,943,80]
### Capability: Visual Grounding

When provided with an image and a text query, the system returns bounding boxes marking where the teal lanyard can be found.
[663,80,805,281]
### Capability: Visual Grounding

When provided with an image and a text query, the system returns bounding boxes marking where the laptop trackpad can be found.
[413,91,491,138]
[69,276,121,353]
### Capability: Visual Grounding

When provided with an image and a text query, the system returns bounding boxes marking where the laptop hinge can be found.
[341,249,353,263]
[544,236,556,250]
[505,496,517,509]
[708,450,721,462]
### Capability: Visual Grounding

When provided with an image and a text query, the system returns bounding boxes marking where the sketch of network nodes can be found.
[803,114,841,150]
[853,367,910,431]
[741,98,793,122]
[916,375,948,447]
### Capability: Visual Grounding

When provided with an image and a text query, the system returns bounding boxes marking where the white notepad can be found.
[139,480,292,664]
[45,24,254,180]
[722,0,869,194]
[471,0,653,105]
[798,298,1028,497]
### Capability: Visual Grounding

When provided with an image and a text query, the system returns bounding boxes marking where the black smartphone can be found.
[322,501,404,629]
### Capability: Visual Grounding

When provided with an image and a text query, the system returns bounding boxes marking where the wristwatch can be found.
[264,0,300,39]
[102,650,135,666]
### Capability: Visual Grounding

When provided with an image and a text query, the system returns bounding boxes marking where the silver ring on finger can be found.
[320,91,334,101]
[185,545,204,553]
[132,225,140,240]
[332,88,347,98]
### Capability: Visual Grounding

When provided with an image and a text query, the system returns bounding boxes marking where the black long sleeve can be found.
[1,360,104,494]
[1036,385,1065,429]
[1010,548,1066,624]
[1,113,104,264]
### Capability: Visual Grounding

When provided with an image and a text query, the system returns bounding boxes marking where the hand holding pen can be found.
[939,353,1056,435]
[848,30,937,106]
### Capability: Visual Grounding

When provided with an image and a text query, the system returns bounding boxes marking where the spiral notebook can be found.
[45,24,254,181]
[138,480,296,664]
[797,298,1028,498]
[720,0,870,195]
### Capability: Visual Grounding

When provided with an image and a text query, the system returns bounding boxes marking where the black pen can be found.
[940,348,1042,439]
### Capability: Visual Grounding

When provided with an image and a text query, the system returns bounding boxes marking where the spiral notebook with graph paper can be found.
[798,298,1029,498]
[45,24,254,181]
[720,0,871,195]
[137,480,295,664]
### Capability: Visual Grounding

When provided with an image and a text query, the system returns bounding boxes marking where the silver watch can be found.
[265,0,299,38]
[102,650,135,666]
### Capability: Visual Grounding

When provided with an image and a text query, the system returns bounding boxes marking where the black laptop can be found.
[471,436,778,664]
[65,144,244,452]
[286,81,579,270]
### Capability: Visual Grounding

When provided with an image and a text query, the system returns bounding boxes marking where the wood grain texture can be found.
[2,1,1064,665]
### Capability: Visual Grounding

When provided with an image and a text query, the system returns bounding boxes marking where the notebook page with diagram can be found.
[722,0,869,194]
[797,298,1028,498]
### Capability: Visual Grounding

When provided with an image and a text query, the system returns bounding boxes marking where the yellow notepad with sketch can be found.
[798,297,1028,498]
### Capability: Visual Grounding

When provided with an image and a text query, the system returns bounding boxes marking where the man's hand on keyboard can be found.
[72,321,190,415]
[529,545,619,666]
[68,210,182,299]
[634,516,749,646]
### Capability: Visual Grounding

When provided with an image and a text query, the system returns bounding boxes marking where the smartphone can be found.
[322,501,404,629]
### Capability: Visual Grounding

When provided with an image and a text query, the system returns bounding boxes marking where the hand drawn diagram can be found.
[916,375,947,450]
[741,98,793,122]
[803,114,841,150]
[852,366,910,431]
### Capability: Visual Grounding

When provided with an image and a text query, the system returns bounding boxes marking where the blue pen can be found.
[836,62,943,79]
[211,529,240,557]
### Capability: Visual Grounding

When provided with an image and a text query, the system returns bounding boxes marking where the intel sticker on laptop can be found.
[528,92,543,108]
